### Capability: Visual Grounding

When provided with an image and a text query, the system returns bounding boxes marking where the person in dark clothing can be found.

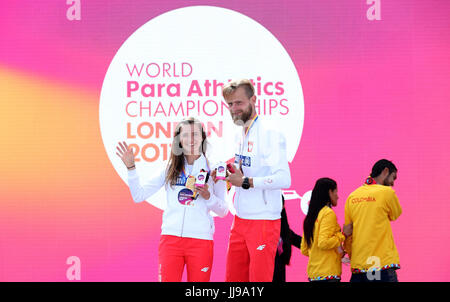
[273,195,302,282]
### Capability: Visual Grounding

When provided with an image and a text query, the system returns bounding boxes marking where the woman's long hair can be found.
[303,178,337,248]
[165,117,208,186]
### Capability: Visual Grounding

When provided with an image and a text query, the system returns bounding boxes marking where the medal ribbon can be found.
[239,114,259,161]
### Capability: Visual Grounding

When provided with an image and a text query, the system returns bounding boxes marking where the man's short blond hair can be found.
[222,79,255,100]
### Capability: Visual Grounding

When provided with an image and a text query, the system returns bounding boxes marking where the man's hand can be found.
[226,164,244,187]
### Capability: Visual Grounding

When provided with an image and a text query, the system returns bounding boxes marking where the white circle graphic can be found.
[99,6,304,212]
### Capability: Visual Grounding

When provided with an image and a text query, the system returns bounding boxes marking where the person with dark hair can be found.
[115,117,228,282]
[272,195,302,282]
[343,159,402,282]
[300,178,345,282]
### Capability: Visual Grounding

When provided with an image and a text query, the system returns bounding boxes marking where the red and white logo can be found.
[201,267,210,273]
[248,141,254,152]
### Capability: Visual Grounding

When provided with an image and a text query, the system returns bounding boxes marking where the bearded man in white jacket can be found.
[221,79,291,282]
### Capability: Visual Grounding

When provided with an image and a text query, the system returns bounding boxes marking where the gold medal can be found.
[185,175,196,192]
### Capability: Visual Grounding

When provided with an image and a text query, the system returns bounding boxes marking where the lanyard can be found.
[176,167,189,186]
[244,114,259,137]
[239,115,258,157]
[181,166,189,179]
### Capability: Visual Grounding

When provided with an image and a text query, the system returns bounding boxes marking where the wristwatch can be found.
[242,177,250,190]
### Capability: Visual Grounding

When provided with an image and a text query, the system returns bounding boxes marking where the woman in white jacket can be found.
[115,117,228,282]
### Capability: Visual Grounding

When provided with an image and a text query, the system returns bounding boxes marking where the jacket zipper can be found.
[180,207,187,237]
[180,159,192,238]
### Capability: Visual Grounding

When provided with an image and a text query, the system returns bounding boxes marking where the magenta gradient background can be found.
[1,1,449,281]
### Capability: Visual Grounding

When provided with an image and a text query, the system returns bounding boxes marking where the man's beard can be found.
[231,103,253,125]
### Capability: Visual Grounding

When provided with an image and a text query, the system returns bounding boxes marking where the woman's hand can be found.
[115,141,135,169]
[337,245,345,258]
[195,184,210,200]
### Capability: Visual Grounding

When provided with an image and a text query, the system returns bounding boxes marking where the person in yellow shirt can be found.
[343,159,402,282]
[301,178,345,282]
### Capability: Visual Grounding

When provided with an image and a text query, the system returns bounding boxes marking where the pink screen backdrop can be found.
[1,1,449,281]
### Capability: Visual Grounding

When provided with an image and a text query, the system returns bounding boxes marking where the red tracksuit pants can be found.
[225,216,281,282]
[158,235,214,282]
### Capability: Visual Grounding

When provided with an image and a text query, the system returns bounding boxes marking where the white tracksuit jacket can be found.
[232,116,291,220]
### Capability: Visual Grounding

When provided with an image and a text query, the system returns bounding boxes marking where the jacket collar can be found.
[183,153,210,176]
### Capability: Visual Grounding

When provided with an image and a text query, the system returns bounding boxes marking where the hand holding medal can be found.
[195,183,210,200]
[226,161,245,187]
[194,170,210,200]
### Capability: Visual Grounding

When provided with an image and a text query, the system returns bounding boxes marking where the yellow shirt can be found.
[344,184,402,272]
[301,206,345,280]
